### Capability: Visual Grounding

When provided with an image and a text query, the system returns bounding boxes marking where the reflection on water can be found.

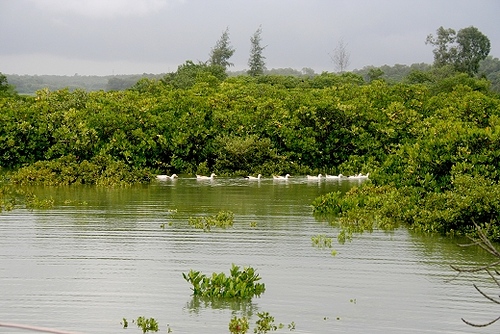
[0,177,498,333]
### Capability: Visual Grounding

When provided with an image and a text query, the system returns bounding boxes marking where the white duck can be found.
[325,173,343,179]
[307,174,323,180]
[156,174,178,180]
[348,173,370,180]
[196,173,216,180]
[273,174,291,180]
[247,174,262,180]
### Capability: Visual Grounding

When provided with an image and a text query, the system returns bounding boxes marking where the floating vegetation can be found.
[183,264,265,299]
[122,316,162,333]
[229,312,294,334]
[188,210,234,231]
[63,199,88,205]
[25,193,55,210]
[229,316,249,334]
[0,185,16,212]
[136,317,159,334]
[311,234,333,248]
[254,312,282,333]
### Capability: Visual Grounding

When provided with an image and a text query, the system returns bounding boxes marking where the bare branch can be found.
[472,283,500,304]
[451,222,500,327]
[462,315,500,327]
[329,39,351,73]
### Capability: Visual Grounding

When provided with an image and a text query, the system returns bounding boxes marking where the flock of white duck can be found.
[156,172,369,181]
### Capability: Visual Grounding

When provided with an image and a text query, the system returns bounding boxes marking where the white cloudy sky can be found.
[1,0,499,75]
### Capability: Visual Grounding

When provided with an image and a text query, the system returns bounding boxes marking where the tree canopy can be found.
[0,72,16,97]
[426,26,491,76]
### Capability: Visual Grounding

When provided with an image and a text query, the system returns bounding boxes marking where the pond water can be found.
[0,177,498,333]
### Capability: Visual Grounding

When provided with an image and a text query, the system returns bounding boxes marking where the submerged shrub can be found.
[188,210,234,231]
[135,316,159,334]
[312,184,415,243]
[229,316,250,334]
[183,264,265,299]
[9,154,152,187]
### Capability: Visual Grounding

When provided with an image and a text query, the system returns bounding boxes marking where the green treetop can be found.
[247,26,267,77]
[209,27,235,70]
[426,26,491,76]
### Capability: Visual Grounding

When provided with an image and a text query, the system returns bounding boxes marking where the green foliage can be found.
[24,193,55,210]
[254,312,279,333]
[182,264,265,299]
[188,210,234,231]
[479,56,500,93]
[3,63,500,239]
[0,72,16,97]
[9,154,152,187]
[229,312,291,334]
[311,234,333,248]
[248,26,266,77]
[209,27,236,69]
[229,316,250,334]
[313,184,415,243]
[162,60,226,89]
[213,135,279,175]
[135,316,159,333]
[426,26,491,76]
[0,183,18,212]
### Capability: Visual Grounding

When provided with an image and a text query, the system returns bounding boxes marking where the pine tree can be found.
[247,26,267,77]
[209,27,235,70]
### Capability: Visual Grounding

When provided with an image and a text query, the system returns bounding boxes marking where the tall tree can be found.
[329,39,351,73]
[247,26,267,77]
[0,72,16,97]
[208,27,235,70]
[426,26,490,76]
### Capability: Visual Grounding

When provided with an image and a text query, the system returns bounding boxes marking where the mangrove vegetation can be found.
[1,51,500,241]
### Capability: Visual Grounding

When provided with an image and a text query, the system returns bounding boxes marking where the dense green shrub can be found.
[9,154,152,186]
[2,70,500,237]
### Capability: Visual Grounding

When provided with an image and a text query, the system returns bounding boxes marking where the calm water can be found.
[0,177,498,333]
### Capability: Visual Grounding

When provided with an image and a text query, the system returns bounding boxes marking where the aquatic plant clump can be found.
[229,316,250,334]
[188,210,234,231]
[311,234,333,248]
[183,264,265,299]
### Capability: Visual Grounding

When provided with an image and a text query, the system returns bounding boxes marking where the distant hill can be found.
[5,73,165,95]
[5,57,500,95]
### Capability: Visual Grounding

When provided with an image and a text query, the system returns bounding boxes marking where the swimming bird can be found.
[325,173,343,179]
[156,174,178,180]
[307,174,323,180]
[348,173,370,180]
[246,174,262,180]
[196,173,216,180]
[273,174,290,180]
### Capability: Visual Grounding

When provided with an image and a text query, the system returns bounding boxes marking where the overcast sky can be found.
[1,0,499,76]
